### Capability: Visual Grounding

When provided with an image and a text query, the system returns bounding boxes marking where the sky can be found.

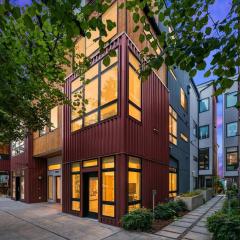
[11,0,231,177]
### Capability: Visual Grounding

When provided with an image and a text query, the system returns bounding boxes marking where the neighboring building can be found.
[9,1,169,226]
[223,81,239,183]
[168,67,191,196]
[197,81,218,188]
[0,144,10,195]
[189,79,199,191]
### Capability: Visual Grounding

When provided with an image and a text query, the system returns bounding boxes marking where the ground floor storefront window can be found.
[169,167,177,198]
[71,162,81,211]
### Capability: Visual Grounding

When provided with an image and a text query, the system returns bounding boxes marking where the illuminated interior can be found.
[71,162,80,211]
[169,168,177,198]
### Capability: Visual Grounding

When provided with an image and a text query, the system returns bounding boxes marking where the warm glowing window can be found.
[86,29,100,57]
[102,156,115,217]
[102,2,118,42]
[75,37,86,59]
[83,159,98,168]
[71,162,80,211]
[128,52,141,121]
[169,106,177,145]
[180,88,187,111]
[48,164,61,171]
[48,176,53,200]
[169,168,177,198]
[50,106,58,130]
[128,203,141,212]
[226,147,238,171]
[180,133,188,142]
[12,177,16,198]
[128,156,141,211]
[71,51,118,132]
[20,176,24,200]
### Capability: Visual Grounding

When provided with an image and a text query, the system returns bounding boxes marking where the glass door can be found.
[48,176,53,200]
[88,176,98,217]
[56,176,61,203]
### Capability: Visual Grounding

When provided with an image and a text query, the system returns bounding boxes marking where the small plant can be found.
[175,200,187,211]
[121,208,153,231]
[222,198,240,215]
[207,211,240,240]
[180,190,201,197]
[154,204,176,220]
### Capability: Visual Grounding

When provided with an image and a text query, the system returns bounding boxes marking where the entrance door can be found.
[84,173,98,218]
[56,176,61,203]
[15,177,20,201]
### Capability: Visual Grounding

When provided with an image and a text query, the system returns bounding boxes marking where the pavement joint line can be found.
[0,209,70,240]
[176,196,224,240]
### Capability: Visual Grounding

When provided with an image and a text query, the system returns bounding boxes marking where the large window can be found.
[226,147,238,171]
[11,140,24,156]
[169,106,177,145]
[71,51,118,132]
[199,98,209,113]
[102,156,115,217]
[77,2,117,57]
[71,163,81,211]
[199,125,209,139]
[169,167,177,198]
[180,88,187,111]
[50,106,58,131]
[226,92,237,108]
[128,156,141,212]
[128,51,141,121]
[199,148,209,170]
[226,122,238,137]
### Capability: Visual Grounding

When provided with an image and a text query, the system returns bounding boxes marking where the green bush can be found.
[121,208,153,231]
[180,190,201,197]
[222,198,240,215]
[154,204,176,220]
[207,211,240,240]
[167,201,182,213]
[175,200,187,211]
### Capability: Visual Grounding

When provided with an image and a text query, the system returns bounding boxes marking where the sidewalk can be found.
[155,195,224,240]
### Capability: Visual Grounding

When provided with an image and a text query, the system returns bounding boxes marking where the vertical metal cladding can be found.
[62,33,169,225]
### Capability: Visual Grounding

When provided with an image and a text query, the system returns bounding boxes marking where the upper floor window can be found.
[199,148,209,170]
[180,133,188,142]
[193,121,198,137]
[226,92,237,108]
[169,69,177,80]
[180,88,187,111]
[71,51,118,132]
[76,2,118,57]
[50,106,58,131]
[199,98,209,113]
[226,122,238,137]
[199,125,209,139]
[11,140,24,156]
[226,147,238,171]
[169,106,177,145]
[128,51,141,121]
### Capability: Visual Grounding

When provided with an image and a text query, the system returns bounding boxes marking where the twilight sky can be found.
[11,0,231,177]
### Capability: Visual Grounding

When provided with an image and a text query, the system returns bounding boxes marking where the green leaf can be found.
[204,70,211,78]
[23,14,34,30]
[139,34,145,43]
[205,27,212,35]
[133,12,140,23]
[103,55,110,67]
[189,69,197,77]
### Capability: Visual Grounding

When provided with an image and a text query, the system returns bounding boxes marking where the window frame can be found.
[169,106,177,145]
[71,49,119,132]
[71,162,81,212]
[199,125,209,140]
[128,156,142,211]
[226,121,238,138]
[226,91,237,108]
[180,88,188,112]
[180,133,188,142]
[169,167,178,198]
[199,97,210,113]
[50,106,58,131]
[226,147,239,171]
[128,50,142,122]
[199,148,209,170]
[101,156,116,218]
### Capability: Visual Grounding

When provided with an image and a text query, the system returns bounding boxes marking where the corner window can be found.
[226,92,237,108]
[199,148,209,170]
[180,88,187,111]
[226,147,238,171]
[199,125,209,139]
[199,98,209,113]
[128,156,141,212]
[102,156,115,217]
[169,106,177,145]
[128,51,141,121]
[71,50,118,132]
[226,122,238,137]
[169,167,177,198]
[180,133,188,142]
[71,163,81,211]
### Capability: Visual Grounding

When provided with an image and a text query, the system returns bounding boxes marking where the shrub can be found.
[222,198,240,215]
[154,204,176,220]
[167,201,182,213]
[180,190,201,197]
[121,208,153,231]
[175,200,187,211]
[207,211,240,240]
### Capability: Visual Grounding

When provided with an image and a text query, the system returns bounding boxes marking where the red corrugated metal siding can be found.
[0,159,10,172]
[62,33,169,224]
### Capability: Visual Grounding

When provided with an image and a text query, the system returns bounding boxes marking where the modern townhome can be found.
[197,81,218,188]
[0,144,10,195]
[189,79,199,191]
[9,0,169,226]
[223,81,239,183]
[168,67,191,196]
[11,106,62,203]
